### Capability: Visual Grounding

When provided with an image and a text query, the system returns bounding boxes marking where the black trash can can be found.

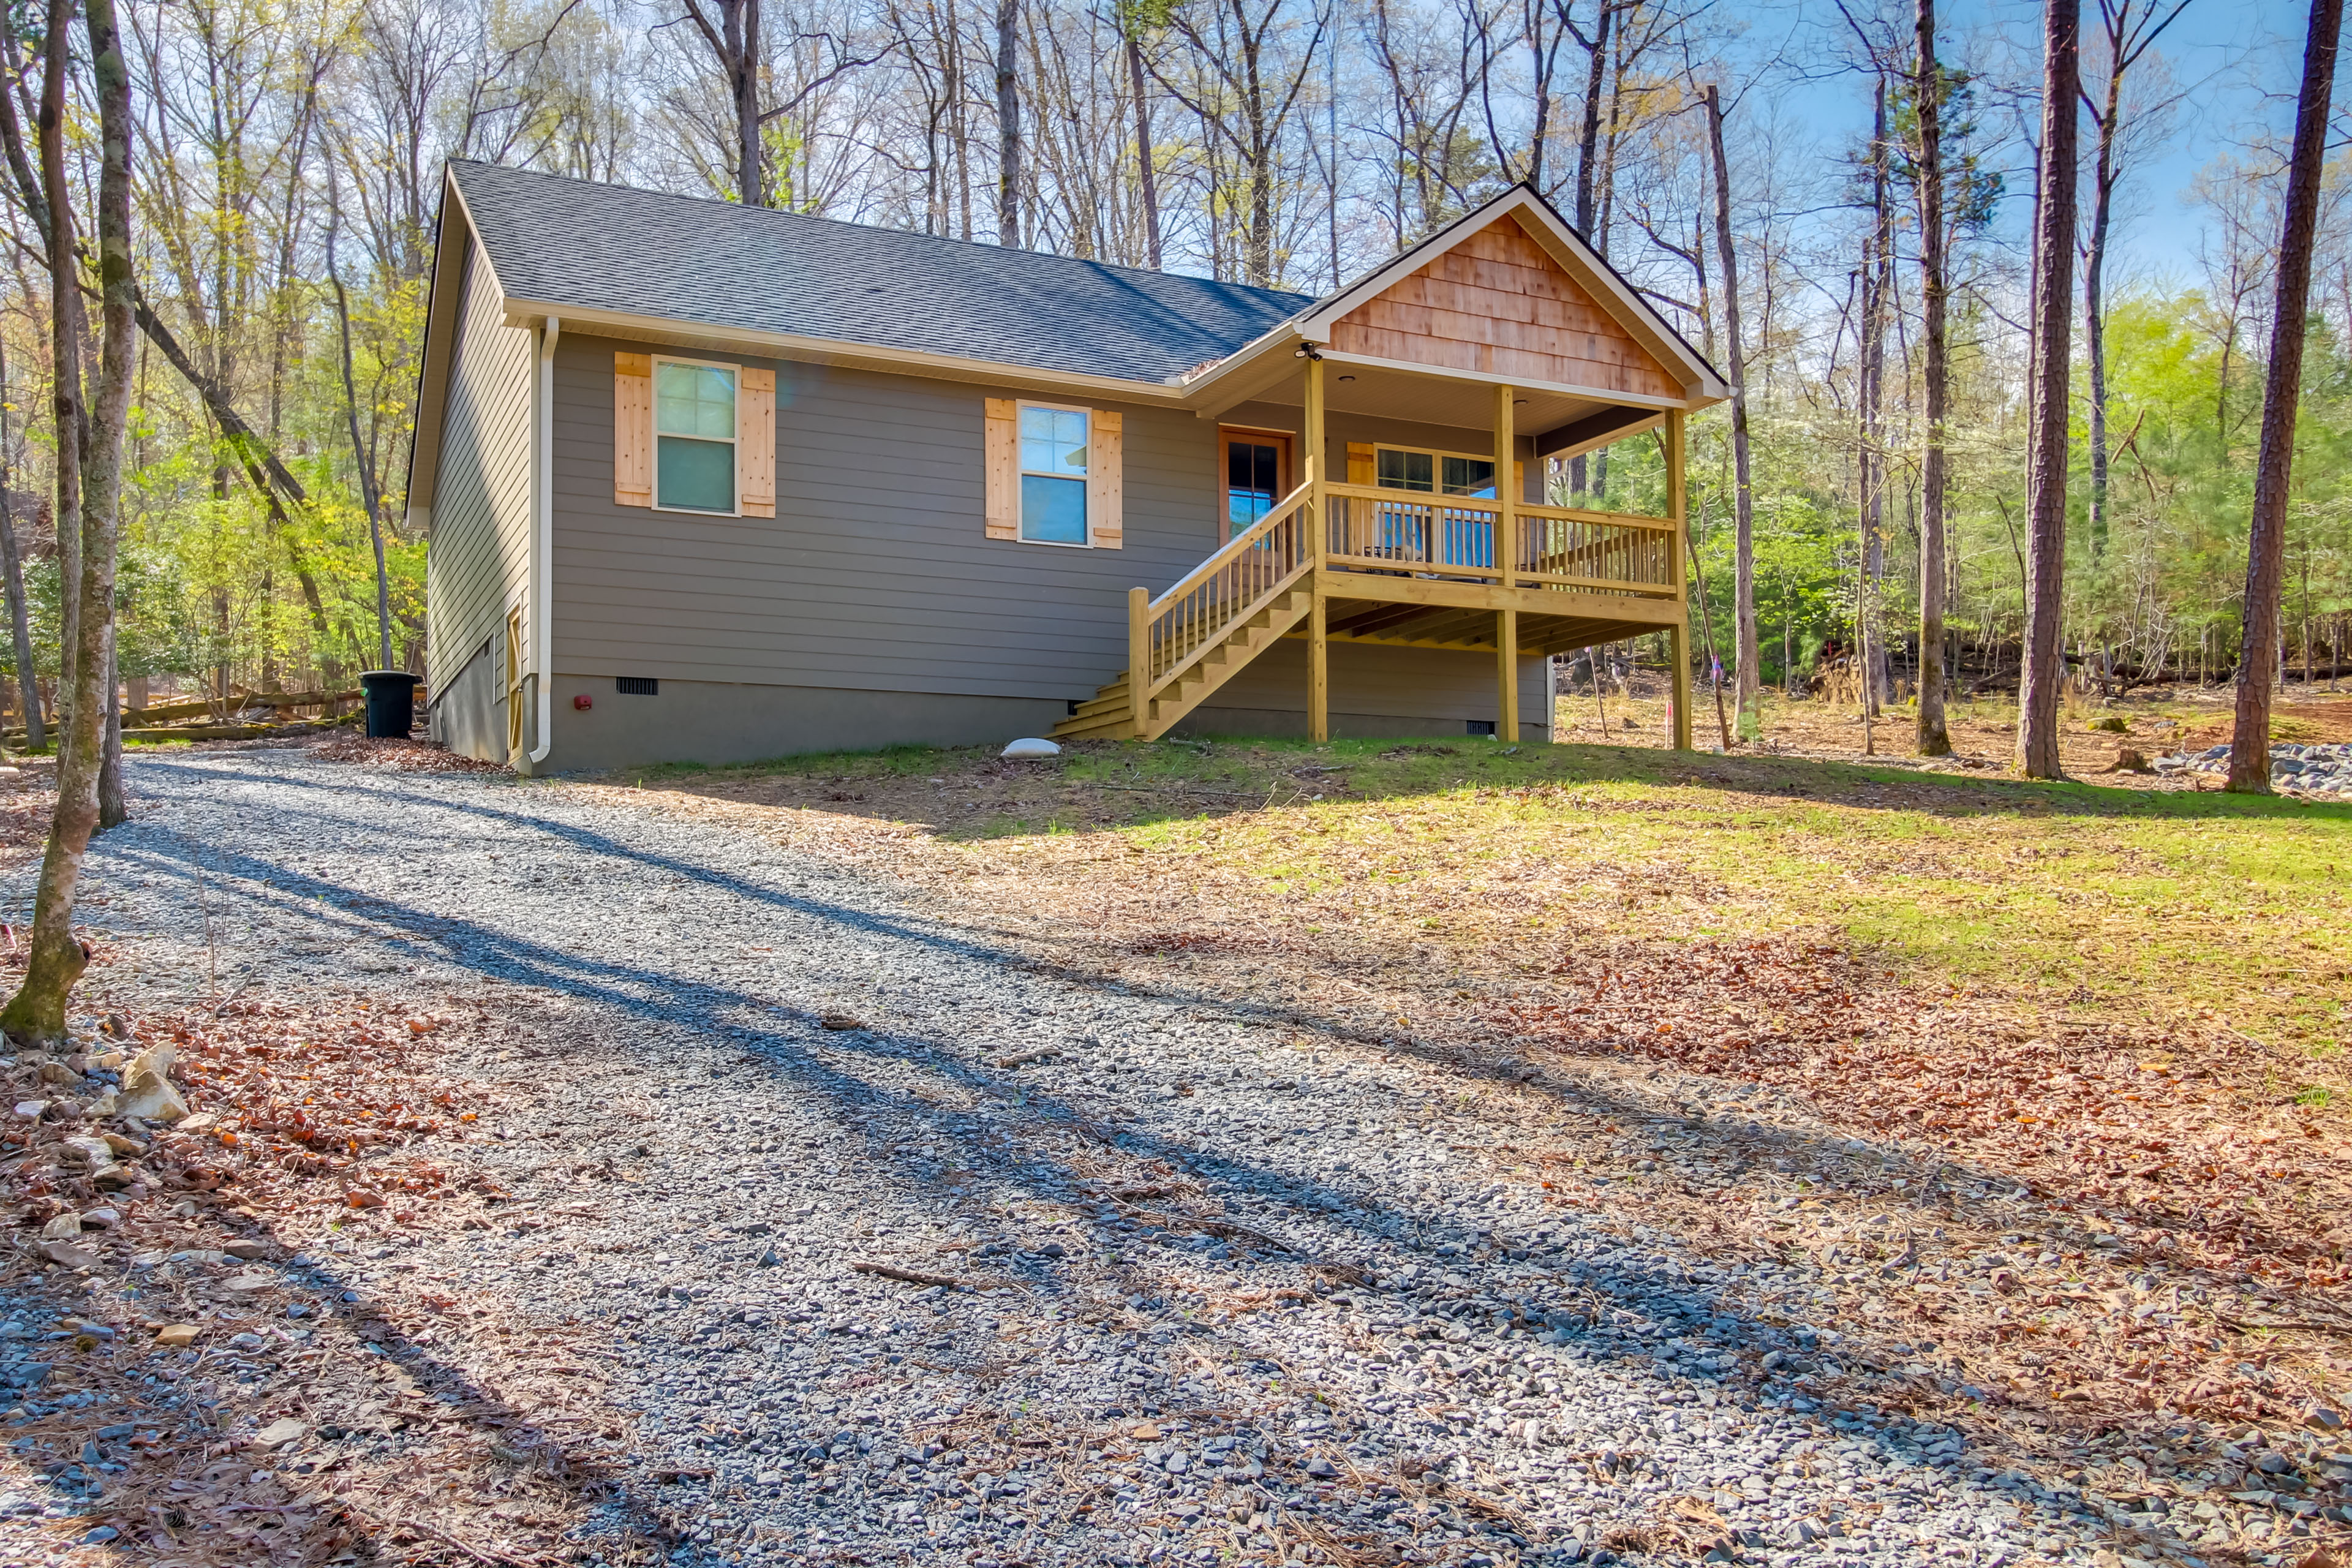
[360,671,421,739]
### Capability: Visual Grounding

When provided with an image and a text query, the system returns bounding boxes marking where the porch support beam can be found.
[1323,573,1684,624]
[1498,608,1520,742]
[1495,383,1517,591]
[1496,383,1519,742]
[1305,348,1329,744]
[1309,589,1329,743]
[1667,407,1694,750]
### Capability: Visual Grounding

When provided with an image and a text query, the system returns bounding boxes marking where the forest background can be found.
[0,0,2340,733]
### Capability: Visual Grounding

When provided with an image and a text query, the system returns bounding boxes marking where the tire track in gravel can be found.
[27,751,2223,1568]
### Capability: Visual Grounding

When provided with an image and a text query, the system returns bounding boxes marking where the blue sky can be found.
[1765,0,2321,281]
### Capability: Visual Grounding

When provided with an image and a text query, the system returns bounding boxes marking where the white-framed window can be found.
[654,356,739,514]
[1374,443,1497,499]
[1017,402,1090,545]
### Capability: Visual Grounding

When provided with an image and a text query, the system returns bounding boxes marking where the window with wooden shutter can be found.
[739,367,775,518]
[983,398,1018,539]
[614,353,653,507]
[985,398,1121,547]
[652,358,737,512]
[1087,410,1122,549]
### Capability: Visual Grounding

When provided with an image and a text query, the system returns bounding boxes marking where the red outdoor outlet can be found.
[573,695,593,710]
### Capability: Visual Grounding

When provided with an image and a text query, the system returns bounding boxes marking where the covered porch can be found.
[1055,186,1721,749]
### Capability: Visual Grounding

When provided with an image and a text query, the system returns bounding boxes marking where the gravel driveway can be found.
[41,748,2138,1567]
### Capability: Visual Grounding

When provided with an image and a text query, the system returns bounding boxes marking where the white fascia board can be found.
[1315,349,1697,410]
[404,170,491,514]
[492,299,1190,404]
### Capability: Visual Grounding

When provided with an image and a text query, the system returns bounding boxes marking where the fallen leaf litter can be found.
[0,745,2339,1568]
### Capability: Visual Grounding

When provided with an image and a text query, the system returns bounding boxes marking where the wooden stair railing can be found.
[1055,483,1316,741]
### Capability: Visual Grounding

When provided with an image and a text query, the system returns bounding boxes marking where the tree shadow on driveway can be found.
[70,757,2214,1561]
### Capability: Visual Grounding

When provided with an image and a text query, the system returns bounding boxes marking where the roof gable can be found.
[1296,186,1725,403]
[1330,214,1676,398]
[447,160,1314,385]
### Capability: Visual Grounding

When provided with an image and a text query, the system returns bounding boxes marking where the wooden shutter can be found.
[1088,410,1123,549]
[738,366,775,518]
[983,398,1018,539]
[614,353,652,507]
[1346,442,1376,486]
[1515,460,1526,499]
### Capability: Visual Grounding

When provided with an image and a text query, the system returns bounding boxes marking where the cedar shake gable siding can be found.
[1330,216,1676,397]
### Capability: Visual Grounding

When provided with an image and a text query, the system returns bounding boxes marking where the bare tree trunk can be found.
[1570,0,1610,239]
[1861,77,1893,714]
[0,337,40,753]
[996,0,1022,247]
[99,654,120,832]
[1702,84,1756,742]
[679,0,766,206]
[1566,0,1612,497]
[2018,0,2081,780]
[2083,50,2119,557]
[1915,0,1953,755]
[328,167,394,669]
[2228,0,2343,791]
[36,0,83,741]
[734,0,763,205]
[1126,31,1160,268]
[4,0,134,1044]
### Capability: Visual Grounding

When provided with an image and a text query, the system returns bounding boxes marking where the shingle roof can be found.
[450,161,1316,383]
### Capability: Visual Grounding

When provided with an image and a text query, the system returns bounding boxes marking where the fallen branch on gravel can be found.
[851,1260,967,1288]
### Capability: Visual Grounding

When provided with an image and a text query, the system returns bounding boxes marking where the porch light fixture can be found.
[1338,374,1356,382]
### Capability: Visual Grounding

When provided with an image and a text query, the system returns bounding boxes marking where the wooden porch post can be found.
[1303,352,1327,546]
[1309,592,1330,743]
[1494,383,1517,589]
[1495,383,1519,742]
[1667,407,1694,750]
[1497,608,1519,742]
[1305,349,1329,742]
[1128,586,1148,740]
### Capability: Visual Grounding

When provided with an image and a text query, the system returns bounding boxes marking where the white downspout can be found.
[529,316,559,766]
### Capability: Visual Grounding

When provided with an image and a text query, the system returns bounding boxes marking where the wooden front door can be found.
[1221,428,1291,538]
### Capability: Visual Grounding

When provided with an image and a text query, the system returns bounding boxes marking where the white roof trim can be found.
[1314,349,1694,410]
[494,298,1192,402]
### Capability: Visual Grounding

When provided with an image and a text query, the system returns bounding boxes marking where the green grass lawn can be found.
[636,731,2352,1064]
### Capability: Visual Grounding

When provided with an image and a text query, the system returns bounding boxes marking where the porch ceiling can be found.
[1241,364,1613,447]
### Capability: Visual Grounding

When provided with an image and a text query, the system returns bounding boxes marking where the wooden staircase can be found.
[1053,481,1316,743]
[1056,580,1314,741]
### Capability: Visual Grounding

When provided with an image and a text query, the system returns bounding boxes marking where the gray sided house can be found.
[409,162,1727,773]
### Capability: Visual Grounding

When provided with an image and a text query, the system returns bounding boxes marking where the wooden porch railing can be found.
[1133,480,1314,705]
[1321,481,1677,598]
[1322,481,1504,580]
[1514,503,1679,597]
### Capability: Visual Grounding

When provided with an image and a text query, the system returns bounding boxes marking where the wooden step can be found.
[1070,683,1129,717]
[1054,713,1134,740]
[1135,583,1314,740]
[1052,670,1135,739]
[1054,571,1316,743]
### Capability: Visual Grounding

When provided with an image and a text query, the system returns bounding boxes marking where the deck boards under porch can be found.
[1302,570,1683,657]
